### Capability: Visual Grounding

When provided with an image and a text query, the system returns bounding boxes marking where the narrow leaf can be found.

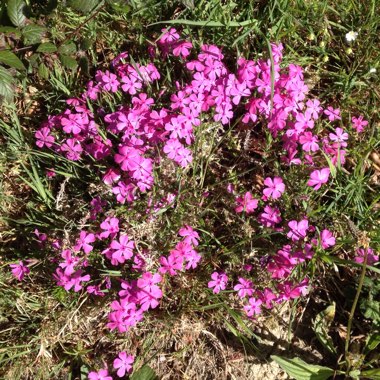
[271,356,334,380]
[312,303,337,354]
[361,368,380,380]
[149,18,256,28]
[0,50,25,70]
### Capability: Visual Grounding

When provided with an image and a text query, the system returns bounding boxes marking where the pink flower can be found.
[320,229,335,249]
[307,168,330,190]
[10,261,30,281]
[324,106,341,121]
[234,278,254,298]
[113,351,134,377]
[244,297,262,317]
[259,206,281,228]
[208,272,228,294]
[61,138,83,161]
[35,127,55,148]
[235,192,258,214]
[99,217,120,239]
[287,219,309,241]
[299,132,319,152]
[352,115,368,133]
[110,234,135,264]
[329,127,348,146]
[159,255,183,276]
[173,41,193,59]
[263,177,285,199]
[74,231,96,254]
[355,248,379,265]
[88,368,112,380]
[178,225,199,246]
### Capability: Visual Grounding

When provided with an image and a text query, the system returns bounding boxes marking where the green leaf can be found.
[0,50,25,70]
[362,299,380,323]
[130,365,158,380]
[312,303,337,355]
[149,18,257,28]
[37,42,57,53]
[0,66,15,103]
[22,24,46,45]
[68,0,100,13]
[58,41,77,55]
[59,54,78,70]
[365,332,380,353]
[361,368,380,380]
[38,62,49,79]
[271,356,334,380]
[7,0,27,27]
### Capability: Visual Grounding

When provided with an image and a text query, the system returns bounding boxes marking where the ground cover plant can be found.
[1,0,380,379]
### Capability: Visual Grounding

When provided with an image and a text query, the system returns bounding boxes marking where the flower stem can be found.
[345,249,368,373]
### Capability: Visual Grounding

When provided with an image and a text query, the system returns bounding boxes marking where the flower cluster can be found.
[25,28,376,376]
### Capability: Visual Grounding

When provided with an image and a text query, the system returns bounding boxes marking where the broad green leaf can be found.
[7,0,27,27]
[0,26,18,33]
[69,0,100,13]
[130,365,158,380]
[312,303,337,355]
[37,42,57,53]
[365,332,380,353]
[0,50,25,70]
[38,63,50,79]
[58,41,77,55]
[0,66,15,103]
[361,368,380,380]
[361,299,380,323]
[59,55,78,70]
[271,356,334,380]
[22,24,46,45]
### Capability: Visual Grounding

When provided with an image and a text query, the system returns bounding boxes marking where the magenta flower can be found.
[234,277,254,298]
[35,127,55,148]
[235,192,258,214]
[259,206,281,228]
[355,248,379,265]
[110,234,134,264]
[299,132,319,152]
[324,106,341,121]
[307,168,330,190]
[320,229,336,249]
[99,70,120,93]
[287,219,309,241]
[208,272,228,294]
[61,138,83,161]
[263,177,285,199]
[178,225,199,246]
[99,217,120,239]
[74,231,96,254]
[113,351,134,377]
[173,41,193,59]
[352,115,368,133]
[10,261,30,281]
[244,297,262,317]
[159,255,183,276]
[88,368,112,380]
[329,127,348,146]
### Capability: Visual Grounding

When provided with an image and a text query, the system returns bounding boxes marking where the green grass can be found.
[0,0,380,379]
